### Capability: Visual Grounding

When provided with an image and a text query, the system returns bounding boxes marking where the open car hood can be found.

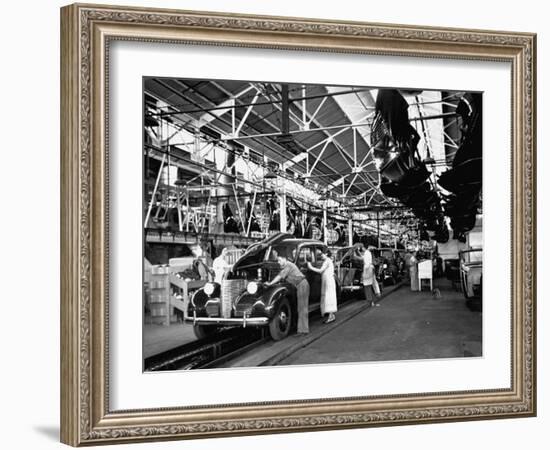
[232,232,294,271]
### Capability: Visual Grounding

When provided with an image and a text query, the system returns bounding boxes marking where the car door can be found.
[295,245,321,305]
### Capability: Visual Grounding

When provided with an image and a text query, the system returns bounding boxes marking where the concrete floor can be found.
[278,279,482,366]
[142,279,482,365]
[222,283,404,368]
[143,323,197,358]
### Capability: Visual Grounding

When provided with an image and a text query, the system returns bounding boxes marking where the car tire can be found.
[268,296,292,341]
[193,325,217,340]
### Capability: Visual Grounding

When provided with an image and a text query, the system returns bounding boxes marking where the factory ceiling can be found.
[144,78,461,211]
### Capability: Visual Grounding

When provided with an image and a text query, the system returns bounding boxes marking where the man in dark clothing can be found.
[265,252,310,334]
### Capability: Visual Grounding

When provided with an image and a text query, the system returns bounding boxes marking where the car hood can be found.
[232,232,293,271]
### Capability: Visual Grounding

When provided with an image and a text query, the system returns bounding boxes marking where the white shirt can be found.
[361,250,375,285]
[362,249,373,267]
[212,255,229,283]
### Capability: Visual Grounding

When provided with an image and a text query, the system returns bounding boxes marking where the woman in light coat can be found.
[308,250,337,323]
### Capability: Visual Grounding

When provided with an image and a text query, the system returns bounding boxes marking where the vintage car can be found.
[185,233,340,341]
[333,246,363,294]
[334,246,403,294]
[372,248,403,285]
[329,246,350,266]
[459,248,482,299]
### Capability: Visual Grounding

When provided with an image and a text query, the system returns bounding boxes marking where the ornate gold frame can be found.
[60,3,536,446]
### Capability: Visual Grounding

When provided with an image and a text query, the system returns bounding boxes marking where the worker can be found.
[307,249,337,323]
[265,251,310,335]
[192,245,213,282]
[362,246,380,307]
[212,248,231,283]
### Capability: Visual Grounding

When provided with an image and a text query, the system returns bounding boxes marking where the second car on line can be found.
[333,246,404,295]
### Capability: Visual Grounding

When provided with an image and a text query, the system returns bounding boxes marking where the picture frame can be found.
[60,3,536,446]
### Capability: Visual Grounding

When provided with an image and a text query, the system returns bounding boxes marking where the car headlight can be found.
[204,282,215,296]
[247,281,259,295]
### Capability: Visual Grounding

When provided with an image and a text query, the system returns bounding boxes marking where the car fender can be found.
[189,283,220,312]
[192,284,220,304]
[263,285,292,318]
[232,284,291,319]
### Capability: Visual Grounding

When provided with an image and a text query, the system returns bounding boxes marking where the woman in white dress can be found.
[307,250,337,323]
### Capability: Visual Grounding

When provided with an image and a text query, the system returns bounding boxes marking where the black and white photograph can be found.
[142,78,483,371]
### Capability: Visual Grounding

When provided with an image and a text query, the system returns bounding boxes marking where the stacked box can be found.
[148,265,171,325]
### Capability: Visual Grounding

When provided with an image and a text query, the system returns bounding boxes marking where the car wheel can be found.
[193,325,217,340]
[269,297,292,341]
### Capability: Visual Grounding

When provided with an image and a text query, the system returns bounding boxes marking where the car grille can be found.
[220,279,247,318]
[234,299,254,318]
[205,300,220,317]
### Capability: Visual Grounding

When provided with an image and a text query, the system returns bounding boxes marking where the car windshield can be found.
[462,249,482,263]
[268,244,297,262]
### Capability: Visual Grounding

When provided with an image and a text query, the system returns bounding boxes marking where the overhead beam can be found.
[234,91,260,137]
[197,85,254,127]
[148,79,375,204]
[307,139,332,176]
[151,87,372,118]
[174,80,348,206]
[327,175,347,190]
[281,84,290,135]
[282,152,308,170]
[324,87,382,199]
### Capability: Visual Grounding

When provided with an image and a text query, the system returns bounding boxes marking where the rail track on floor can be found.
[144,328,268,371]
